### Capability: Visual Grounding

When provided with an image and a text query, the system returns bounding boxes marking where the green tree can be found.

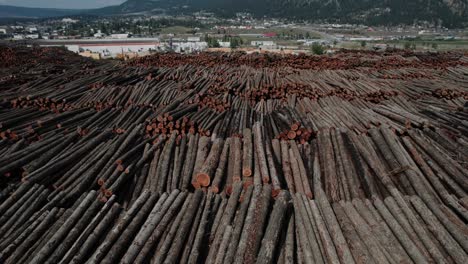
[404,42,412,49]
[432,43,438,49]
[230,38,240,49]
[311,43,324,55]
[361,41,367,48]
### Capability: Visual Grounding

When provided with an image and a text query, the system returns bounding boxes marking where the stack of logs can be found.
[0,46,467,263]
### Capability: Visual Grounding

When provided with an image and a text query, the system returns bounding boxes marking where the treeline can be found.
[128,0,468,28]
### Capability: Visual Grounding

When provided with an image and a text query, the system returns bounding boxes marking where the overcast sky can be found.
[0,0,126,9]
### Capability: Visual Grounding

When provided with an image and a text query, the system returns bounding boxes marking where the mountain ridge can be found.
[0,0,467,28]
[0,5,87,18]
[94,0,468,27]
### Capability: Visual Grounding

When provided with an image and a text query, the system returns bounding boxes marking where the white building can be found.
[77,43,157,57]
[251,41,275,47]
[110,34,130,39]
[25,34,39,39]
[172,42,208,53]
[0,28,7,34]
[218,41,231,48]
[187,36,201,42]
[94,32,105,38]
[62,18,78,23]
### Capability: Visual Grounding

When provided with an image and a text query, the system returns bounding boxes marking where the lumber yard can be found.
[0,45,467,263]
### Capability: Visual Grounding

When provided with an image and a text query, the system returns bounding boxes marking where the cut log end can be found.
[211,185,219,193]
[225,185,233,196]
[104,189,112,198]
[195,173,211,187]
[192,180,201,189]
[272,189,282,198]
[242,168,252,177]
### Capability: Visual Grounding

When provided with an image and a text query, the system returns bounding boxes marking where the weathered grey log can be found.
[121,190,178,263]
[233,185,262,264]
[100,193,163,264]
[133,191,189,263]
[70,203,122,264]
[223,185,254,264]
[179,194,206,264]
[242,184,273,264]
[187,192,215,264]
[410,196,468,264]
[163,190,204,264]
[352,198,410,263]
[373,198,428,264]
[256,191,291,264]
[214,225,233,264]
[211,138,231,193]
[29,191,97,263]
[87,191,152,264]
[332,202,374,264]
[207,182,243,264]
[242,128,253,177]
[341,201,391,264]
[152,194,191,263]
[315,187,355,264]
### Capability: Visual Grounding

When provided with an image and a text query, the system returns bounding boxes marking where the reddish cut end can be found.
[192,180,201,189]
[291,123,300,131]
[287,131,297,140]
[196,173,211,187]
[211,185,219,193]
[97,179,105,186]
[225,185,233,196]
[242,168,252,177]
[117,164,124,172]
[306,192,314,199]
[104,189,113,198]
[262,177,270,184]
[243,180,253,189]
[272,189,281,198]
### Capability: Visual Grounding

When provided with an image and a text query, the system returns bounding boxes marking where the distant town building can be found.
[62,18,79,23]
[218,41,231,48]
[251,41,275,46]
[25,34,40,39]
[110,34,130,39]
[94,32,105,38]
[187,37,201,42]
[172,41,208,53]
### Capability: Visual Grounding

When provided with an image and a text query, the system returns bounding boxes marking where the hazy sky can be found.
[0,0,126,9]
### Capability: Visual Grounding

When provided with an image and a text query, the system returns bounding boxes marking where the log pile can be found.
[0,46,467,263]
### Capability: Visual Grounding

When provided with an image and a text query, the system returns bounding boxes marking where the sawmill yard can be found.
[0,46,468,263]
